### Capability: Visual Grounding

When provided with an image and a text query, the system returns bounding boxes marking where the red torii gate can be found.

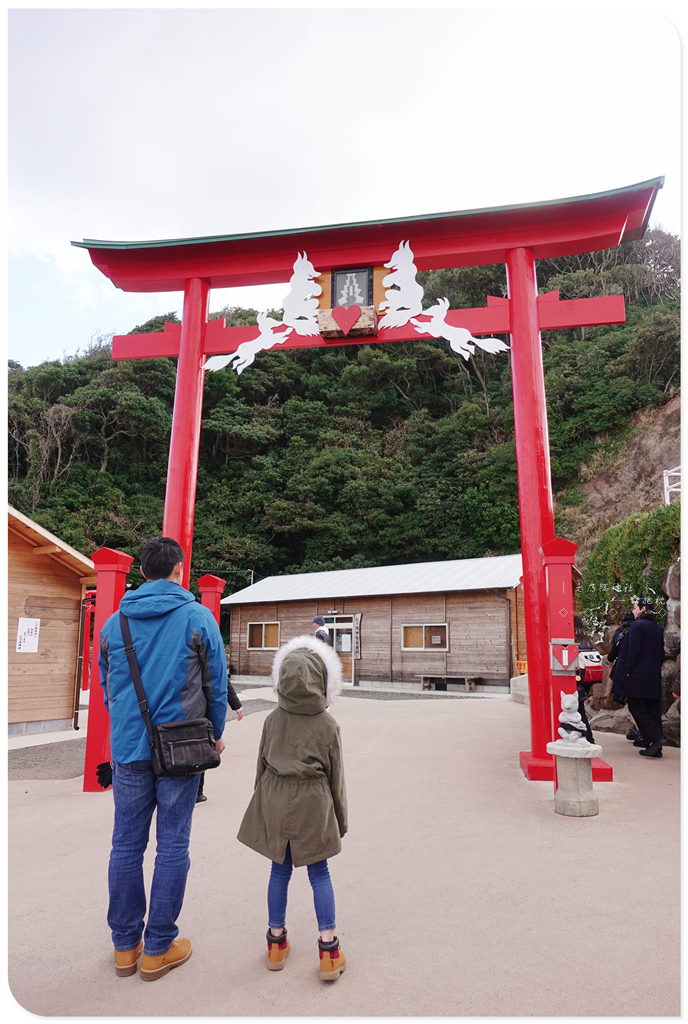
[74,176,662,785]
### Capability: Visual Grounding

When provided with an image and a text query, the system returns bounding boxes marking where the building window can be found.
[401,624,448,651]
[247,622,280,650]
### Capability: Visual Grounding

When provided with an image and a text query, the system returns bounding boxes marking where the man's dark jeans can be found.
[108,760,200,955]
[627,697,663,747]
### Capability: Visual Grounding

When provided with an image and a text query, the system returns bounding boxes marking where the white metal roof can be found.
[221,554,523,605]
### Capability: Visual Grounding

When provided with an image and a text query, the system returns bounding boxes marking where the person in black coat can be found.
[607,609,640,740]
[612,597,665,758]
[313,615,333,647]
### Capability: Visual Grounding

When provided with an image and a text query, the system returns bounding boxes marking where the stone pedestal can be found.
[546,741,603,816]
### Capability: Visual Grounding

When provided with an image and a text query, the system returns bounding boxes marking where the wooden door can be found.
[333,627,353,682]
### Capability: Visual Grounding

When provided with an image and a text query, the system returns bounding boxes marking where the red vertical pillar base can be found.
[592,759,614,782]
[519,752,613,781]
[519,751,554,781]
[197,574,227,626]
[83,547,134,792]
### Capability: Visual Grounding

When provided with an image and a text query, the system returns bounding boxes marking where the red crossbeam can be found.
[111,292,626,361]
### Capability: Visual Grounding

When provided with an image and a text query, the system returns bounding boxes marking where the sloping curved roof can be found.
[221,554,523,605]
[73,178,663,293]
[8,505,96,583]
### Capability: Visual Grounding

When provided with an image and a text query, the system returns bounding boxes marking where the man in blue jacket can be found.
[613,597,665,758]
[100,537,229,980]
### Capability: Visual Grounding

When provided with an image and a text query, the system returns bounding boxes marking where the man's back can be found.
[100,579,228,763]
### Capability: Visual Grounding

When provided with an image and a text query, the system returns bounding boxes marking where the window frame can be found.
[400,623,449,652]
[246,621,280,650]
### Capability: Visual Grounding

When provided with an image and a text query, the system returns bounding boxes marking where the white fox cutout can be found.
[411,298,510,361]
[377,240,424,330]
[281,252,322,337]
[204,312,292,375]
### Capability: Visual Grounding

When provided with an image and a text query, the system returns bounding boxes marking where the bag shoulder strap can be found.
[119,611,154,741]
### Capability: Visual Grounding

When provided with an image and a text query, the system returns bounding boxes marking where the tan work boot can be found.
[140,938,192,981]
[318,936,346,980]
[114,939,143,977]
[266,928,290,970]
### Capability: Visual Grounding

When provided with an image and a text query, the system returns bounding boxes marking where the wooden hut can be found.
[7,506,96,735]
[222,555,526,692]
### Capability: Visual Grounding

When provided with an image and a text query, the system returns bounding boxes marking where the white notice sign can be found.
[340,634,352,653]
[16,618,40,653]
[431,635,442,645]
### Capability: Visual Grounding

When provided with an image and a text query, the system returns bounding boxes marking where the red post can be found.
[506,247,557,781]
[162,277,210,589]
[197,574,227,627]
[541,537,613,783]
[83,548,134,792]
[81,590,96,690]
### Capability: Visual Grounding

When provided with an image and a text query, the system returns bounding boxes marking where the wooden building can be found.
[8,506,96,735]
[222,555,526,691]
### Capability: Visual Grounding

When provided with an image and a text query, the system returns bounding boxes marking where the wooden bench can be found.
[418,674,478,693]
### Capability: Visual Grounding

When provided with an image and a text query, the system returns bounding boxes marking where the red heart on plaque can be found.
[331,305,362,336]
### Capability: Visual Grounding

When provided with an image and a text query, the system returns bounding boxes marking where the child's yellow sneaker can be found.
[266,928,290,970]
[318,936,346,980]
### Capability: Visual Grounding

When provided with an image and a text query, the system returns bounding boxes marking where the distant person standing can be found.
[607,608,640,741]
[612,597,665,758]
[313,616,333,646]
[573,614,602,744]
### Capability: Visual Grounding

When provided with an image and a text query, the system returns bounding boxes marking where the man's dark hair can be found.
[637,596,654,613]
[141,537,185,581]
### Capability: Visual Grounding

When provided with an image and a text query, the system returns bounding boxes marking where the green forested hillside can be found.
[8,231,680,591]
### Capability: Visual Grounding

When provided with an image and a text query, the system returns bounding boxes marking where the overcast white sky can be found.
[6,5,683,368]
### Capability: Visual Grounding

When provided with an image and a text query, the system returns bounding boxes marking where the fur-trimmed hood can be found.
[271,634,343,714]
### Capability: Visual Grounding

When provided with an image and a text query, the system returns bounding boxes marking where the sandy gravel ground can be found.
[7,691,680,1018]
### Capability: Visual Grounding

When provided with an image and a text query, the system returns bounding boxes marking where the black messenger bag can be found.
[119,612,222,777]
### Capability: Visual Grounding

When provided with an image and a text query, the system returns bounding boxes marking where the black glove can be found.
[96,761,113,789]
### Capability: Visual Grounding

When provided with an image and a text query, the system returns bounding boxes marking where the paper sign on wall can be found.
[16,618,40,653]
[340,634,352,653]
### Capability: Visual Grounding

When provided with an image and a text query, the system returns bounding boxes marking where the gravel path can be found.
[8,688,492,781]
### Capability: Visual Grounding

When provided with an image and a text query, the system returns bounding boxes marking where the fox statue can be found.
[281,252,322,337]
[204,312,292,375]
[557,691,589,744]
[377,241,424,330]
[411,298,510,360]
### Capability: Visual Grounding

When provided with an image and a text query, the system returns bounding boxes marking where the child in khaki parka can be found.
[237,634,348,980]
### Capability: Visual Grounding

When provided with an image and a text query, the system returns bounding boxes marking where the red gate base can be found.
[519,751,613,782]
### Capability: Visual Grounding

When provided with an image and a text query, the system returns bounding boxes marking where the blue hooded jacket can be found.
[99,579,228,764]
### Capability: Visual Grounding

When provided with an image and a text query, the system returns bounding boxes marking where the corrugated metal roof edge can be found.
[221,557,523,605]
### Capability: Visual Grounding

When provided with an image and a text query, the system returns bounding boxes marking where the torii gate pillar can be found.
[163,278,210,589]
[507,248,556,778]
[83,547,134,792]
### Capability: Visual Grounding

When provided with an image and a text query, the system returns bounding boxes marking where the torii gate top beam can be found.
[72,177,662,294]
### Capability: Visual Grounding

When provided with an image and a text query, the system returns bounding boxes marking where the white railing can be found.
[663,466,681,505]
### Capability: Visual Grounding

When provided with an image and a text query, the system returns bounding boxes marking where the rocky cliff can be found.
[555,394,680,569]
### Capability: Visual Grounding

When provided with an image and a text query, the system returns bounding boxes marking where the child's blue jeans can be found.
[267,842,336,932]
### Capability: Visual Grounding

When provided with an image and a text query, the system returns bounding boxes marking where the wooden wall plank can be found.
[229,585,522,685]
[8,531,82,722]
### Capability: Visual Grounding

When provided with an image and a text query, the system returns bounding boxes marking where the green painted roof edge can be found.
[71,177,664,251]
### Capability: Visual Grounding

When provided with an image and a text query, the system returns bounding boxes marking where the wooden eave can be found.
[72,178,663,294]
[8,505,97,584]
